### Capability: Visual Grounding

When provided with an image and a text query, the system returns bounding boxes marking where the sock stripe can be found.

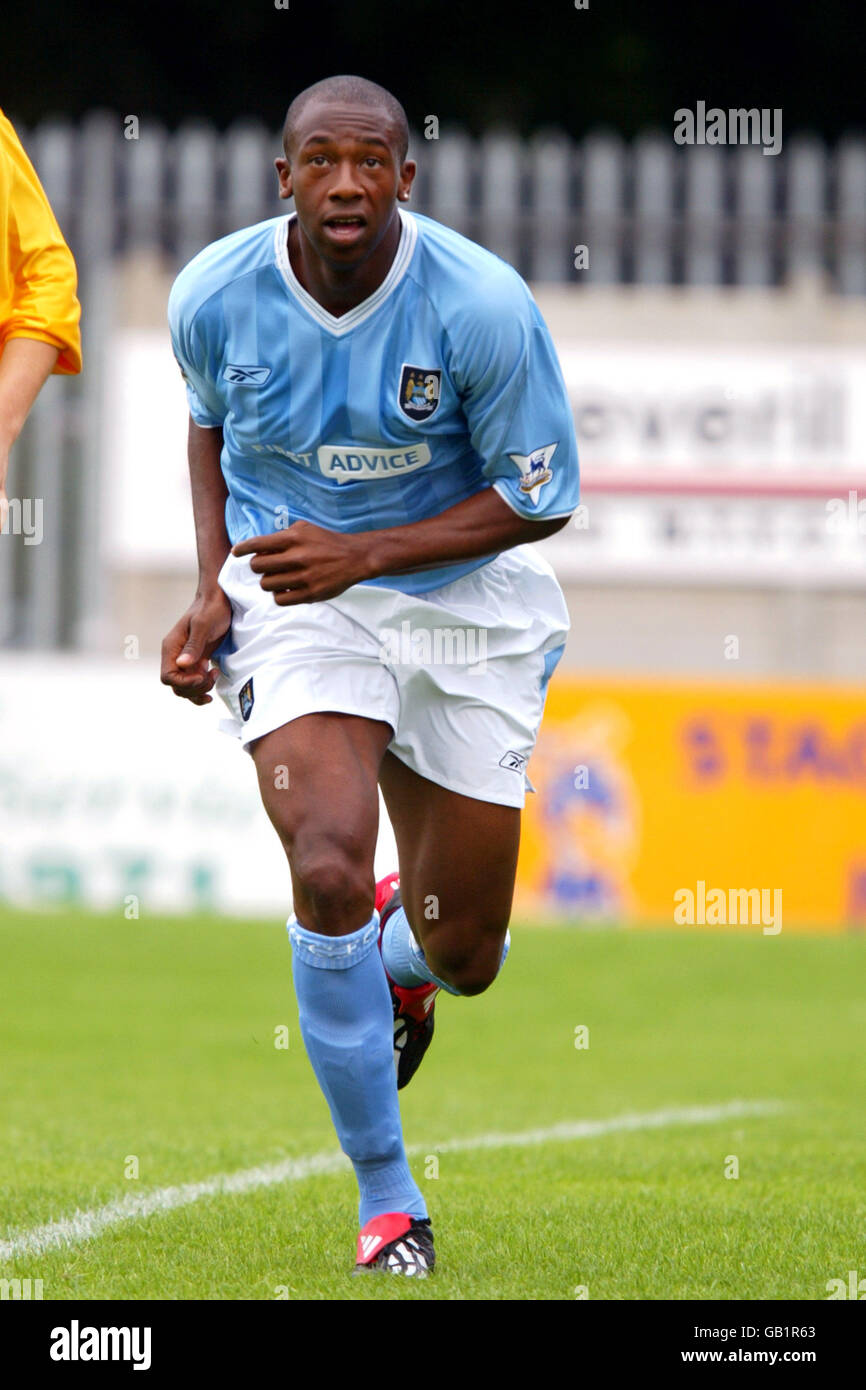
[287,913,379,969]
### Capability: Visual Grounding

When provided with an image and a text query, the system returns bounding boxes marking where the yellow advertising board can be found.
[517,677,866,932]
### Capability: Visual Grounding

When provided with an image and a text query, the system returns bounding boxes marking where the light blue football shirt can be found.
[168,210,579,595]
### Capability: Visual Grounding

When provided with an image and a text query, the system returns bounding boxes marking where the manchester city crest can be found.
[239,678,255,722]
[398,364,442,421]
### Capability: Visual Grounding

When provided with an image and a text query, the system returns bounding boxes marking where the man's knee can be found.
[423,916,510,997]
[444,964,497,997]
[291,838,374,934]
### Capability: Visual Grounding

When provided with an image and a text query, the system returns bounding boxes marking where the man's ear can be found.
[397,159,417,203]
[275,156,293,201]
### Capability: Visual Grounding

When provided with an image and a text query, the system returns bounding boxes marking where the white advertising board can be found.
[101,332,195,569]
[0,658,398,918]
[559,344,866,490]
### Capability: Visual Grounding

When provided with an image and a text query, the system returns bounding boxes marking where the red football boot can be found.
[375,872,439,1089]
[353,1211,435,1276]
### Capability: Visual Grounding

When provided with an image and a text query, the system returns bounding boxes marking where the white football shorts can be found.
[214,545,569,808]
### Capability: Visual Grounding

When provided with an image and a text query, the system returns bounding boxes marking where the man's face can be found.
[275,100,415,267]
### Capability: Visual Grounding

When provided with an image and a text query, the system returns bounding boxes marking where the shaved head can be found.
[283,75,409,164]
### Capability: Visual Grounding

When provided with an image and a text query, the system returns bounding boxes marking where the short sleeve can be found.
[0,111,82,374]
[450,272,579,520]
[167,281,226,429]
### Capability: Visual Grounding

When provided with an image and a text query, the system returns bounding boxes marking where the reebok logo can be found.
[223,364,271,385]
[499,750,528,773]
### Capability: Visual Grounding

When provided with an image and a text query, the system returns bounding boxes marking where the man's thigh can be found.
[379,749,521,953]
[251,712,393,933]
[383,547,569,812]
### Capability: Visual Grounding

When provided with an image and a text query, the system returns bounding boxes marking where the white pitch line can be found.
[0,1151,348,1264]
[0,1099,783,1263]
[430,1100,786,1153]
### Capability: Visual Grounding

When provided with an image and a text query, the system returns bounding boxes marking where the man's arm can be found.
[0,337,59,521]
[232,486,569,607]
[0,111,82,377]
[185,416,231,592]
[160,418,232,703]
[1,112,83,525]
[367,486,569,575]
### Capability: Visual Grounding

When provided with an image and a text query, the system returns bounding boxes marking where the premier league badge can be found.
[508,442,558,506]
[398,364,442,421]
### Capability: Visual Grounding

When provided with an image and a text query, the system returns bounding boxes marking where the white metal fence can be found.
[2,115,865,651]
[11,114,866,290]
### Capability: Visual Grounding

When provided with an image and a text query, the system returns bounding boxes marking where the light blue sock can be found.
[288,912,427,1226]
[382,906,511,995]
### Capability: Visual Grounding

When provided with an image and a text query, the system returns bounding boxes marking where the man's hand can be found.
[233,522,373,606]
[231,492,572,606]
[160,590,232,704]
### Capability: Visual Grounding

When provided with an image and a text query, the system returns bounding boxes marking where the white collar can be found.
[273,209,417,336]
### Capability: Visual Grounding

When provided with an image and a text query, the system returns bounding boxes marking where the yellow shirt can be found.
[0,110,82,374]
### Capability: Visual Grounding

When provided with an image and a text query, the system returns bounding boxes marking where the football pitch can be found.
[1,908,863,1301]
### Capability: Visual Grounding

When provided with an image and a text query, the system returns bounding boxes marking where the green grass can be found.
[1,907,864,1299]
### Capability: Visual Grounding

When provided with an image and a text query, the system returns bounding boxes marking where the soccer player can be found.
[161,75,579,1276]
[0,109,82,527]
